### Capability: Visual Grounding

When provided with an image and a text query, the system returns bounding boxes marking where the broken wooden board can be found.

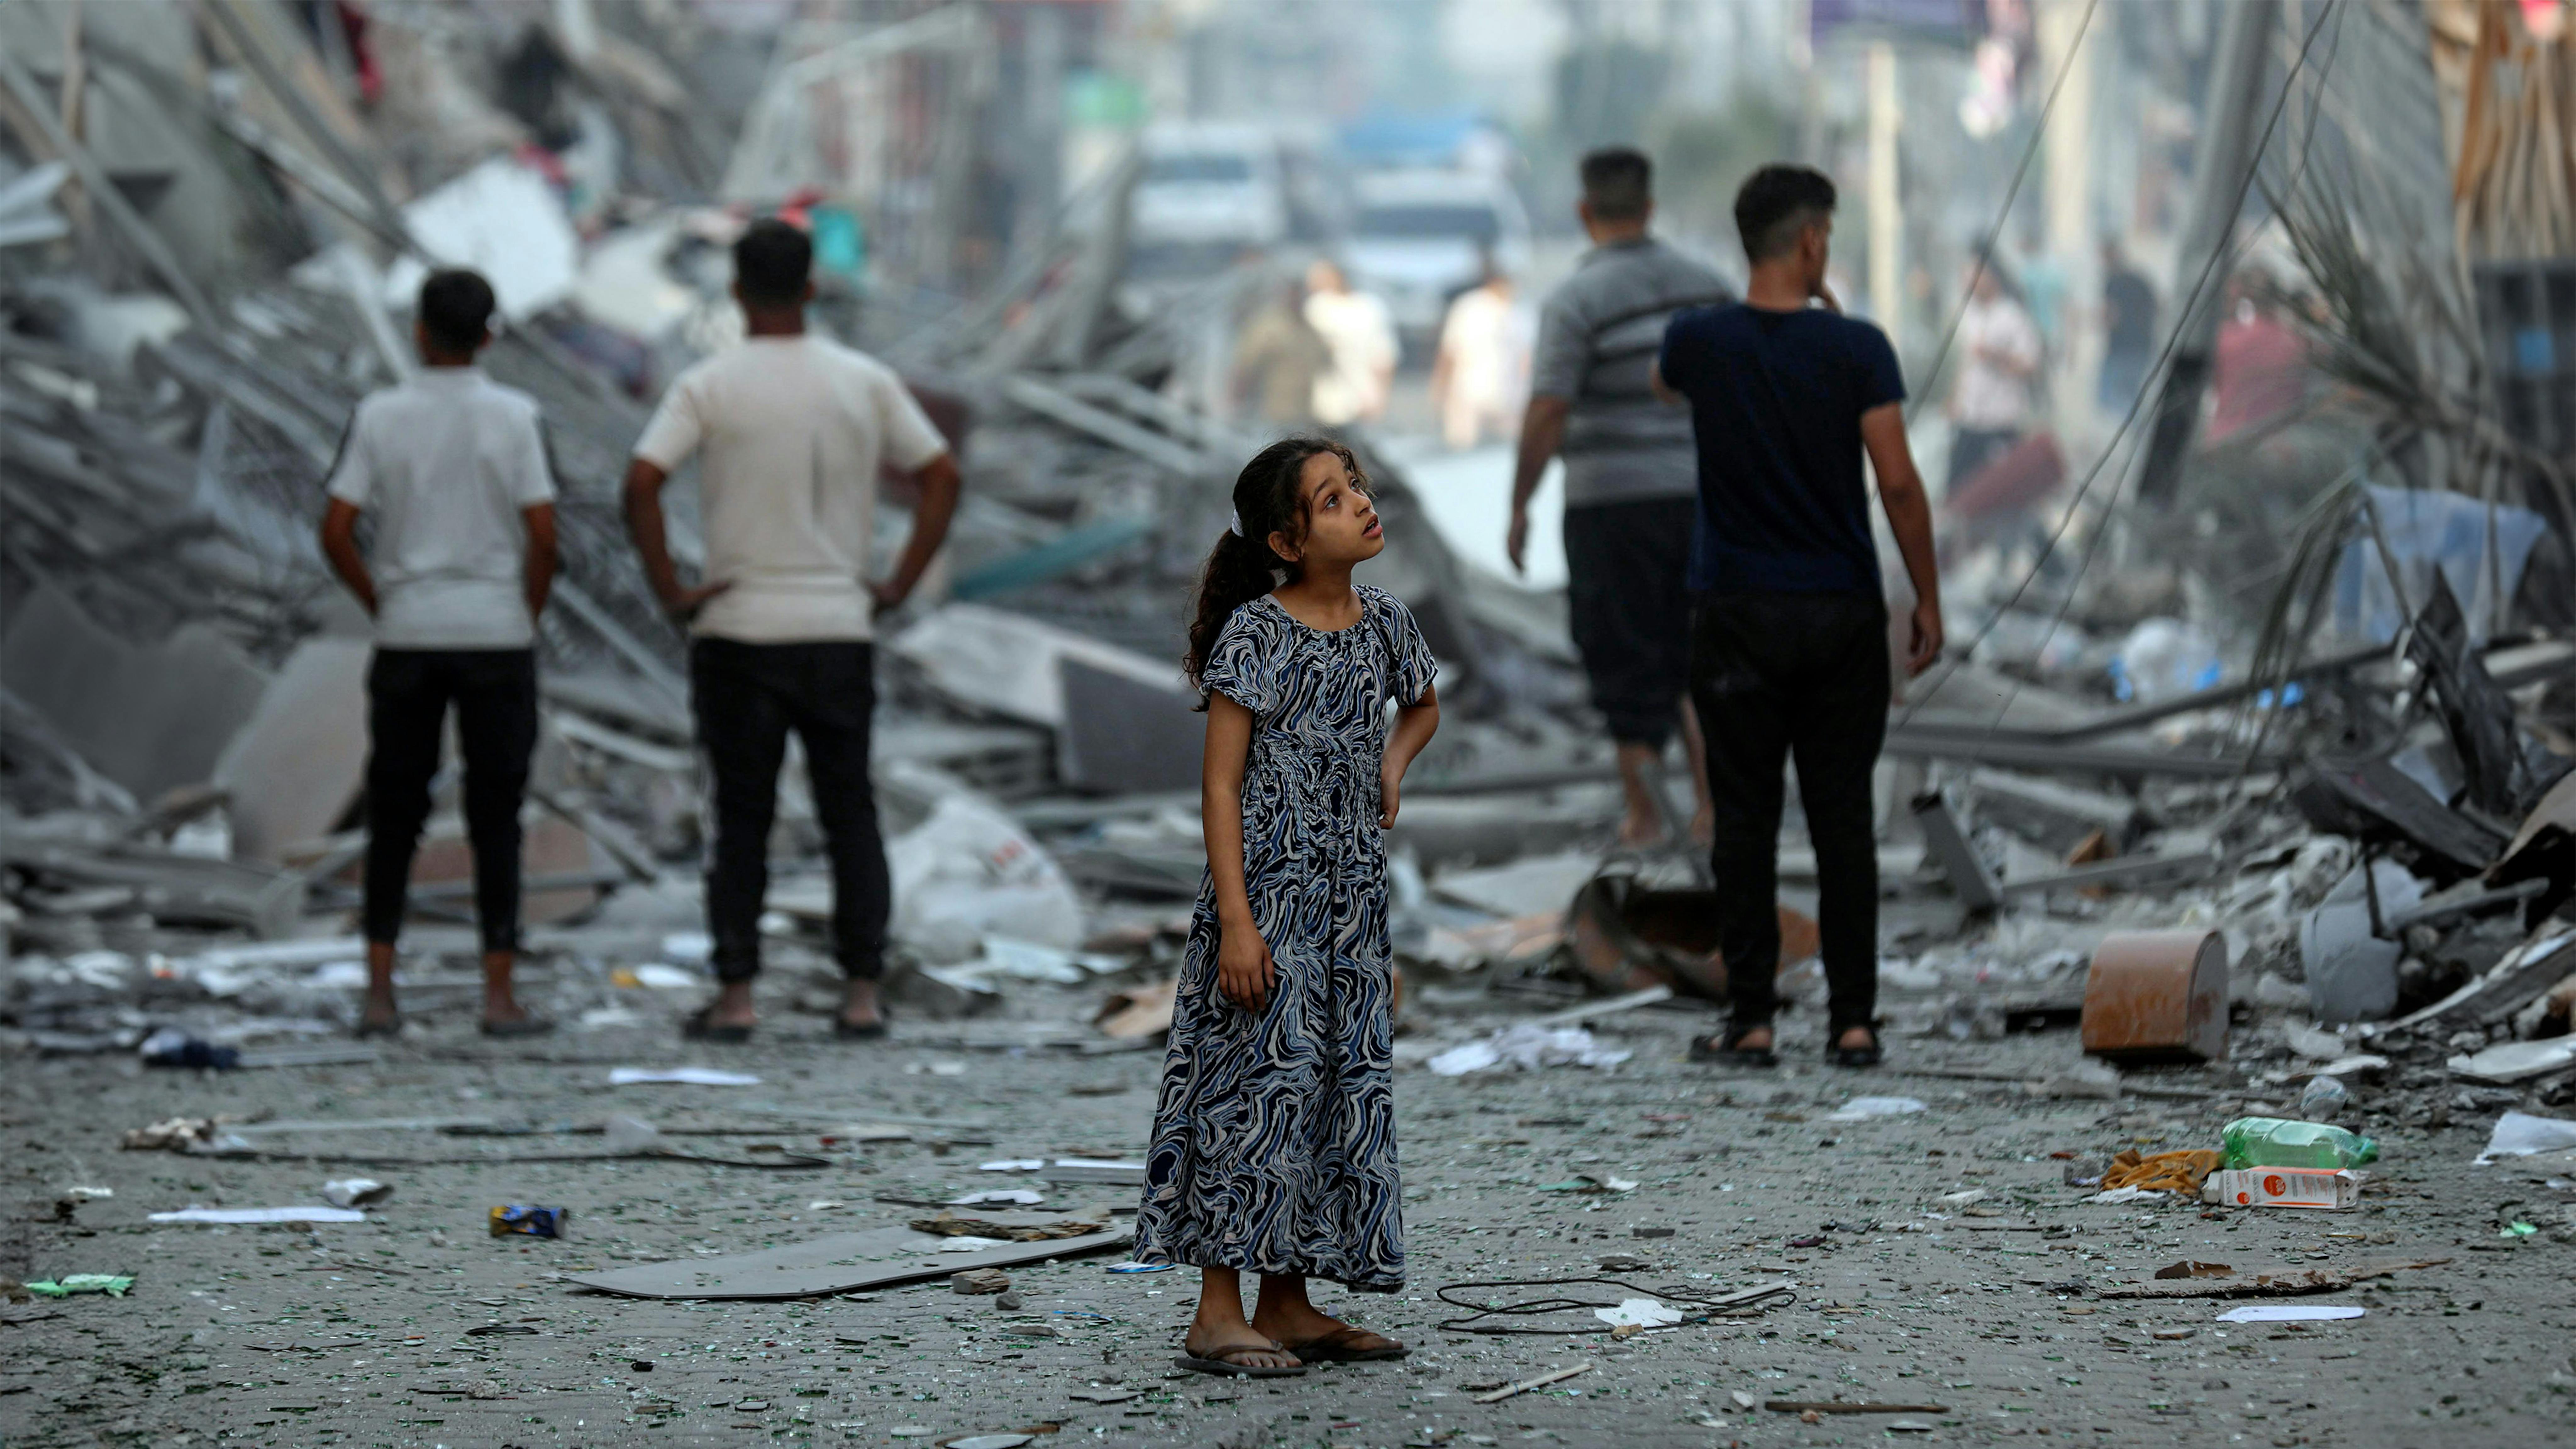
[1035,1161,1147,1186]
[2096,1257,2447,1300]
[564,1215,1132,1300]
[2382,928,2576,1034]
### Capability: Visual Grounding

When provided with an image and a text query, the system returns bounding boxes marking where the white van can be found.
[1130,122,1288,251]
[1342,169,1532,340]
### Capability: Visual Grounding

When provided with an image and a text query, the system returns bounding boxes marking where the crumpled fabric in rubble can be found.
[2100,1148,2222,1196]
[1426,1024,1632,1075]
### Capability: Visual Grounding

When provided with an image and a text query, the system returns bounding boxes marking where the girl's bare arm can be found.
[1202,695,1274,1010]
[1379,685,1441,828]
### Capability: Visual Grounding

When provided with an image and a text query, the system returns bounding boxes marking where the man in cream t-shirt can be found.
[319,268,558,1039]
[625,218,961,1041]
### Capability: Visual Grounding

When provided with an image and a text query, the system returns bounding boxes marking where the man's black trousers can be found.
[1687,592,1889,1038]
[363,647,539,954]
[1564,496,1700,750]
[692,638,890,983]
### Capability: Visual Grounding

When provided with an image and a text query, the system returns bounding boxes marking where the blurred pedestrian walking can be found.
[1430,259,1528,448]
[1303,259,1397,427]
[1946,262,2041,493]
[1511,146,1733,846]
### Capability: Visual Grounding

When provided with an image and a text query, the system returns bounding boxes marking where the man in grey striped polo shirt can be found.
[1508,147,1735,846]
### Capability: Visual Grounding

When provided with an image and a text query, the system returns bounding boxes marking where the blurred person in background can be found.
[2097,240,2158,414]
[1429,257,1528,449]
[1303,258,1398,427]
[1945,262,2041,494]
[1232,271,1330,429]
[1510,146,1734,847]
[2207,279,2311,443]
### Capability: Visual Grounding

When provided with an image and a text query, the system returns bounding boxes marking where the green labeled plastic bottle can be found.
[2220,1117,2379,1170]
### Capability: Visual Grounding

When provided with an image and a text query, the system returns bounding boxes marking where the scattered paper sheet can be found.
[935,1236,1010,1252]
[2474,1110,2576,1165]
[2086,1186,2173,1204]
[1427,1024,1632,1076]
[950,1190,1046,1206]
[321,1179,391,1208]
[610,1067,762,1087]
[1594,1297,1686,1328]
[1828,1096,1928,1121]
[980,1159,1045,1172]
[2216,1304,2364,1323]
[150,1206,365,1224]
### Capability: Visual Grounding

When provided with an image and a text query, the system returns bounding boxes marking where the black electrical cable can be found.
[1435,1276,1796,1335]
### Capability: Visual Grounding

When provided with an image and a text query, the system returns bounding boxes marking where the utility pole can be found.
[2037,0,2096,424]
[1866,40,1902,354]
[2134,0,2280,508]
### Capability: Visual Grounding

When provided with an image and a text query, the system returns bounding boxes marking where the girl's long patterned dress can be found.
[1133,585,1437,1291]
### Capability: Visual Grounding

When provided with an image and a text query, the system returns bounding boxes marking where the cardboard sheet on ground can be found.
[610,1066,762,1087]
[2216,1303,2364,1323]
[151,1206,365,1224]
[565,1213,1132,1300]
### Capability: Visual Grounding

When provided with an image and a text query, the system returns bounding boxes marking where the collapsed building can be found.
[0,0,2570,1223]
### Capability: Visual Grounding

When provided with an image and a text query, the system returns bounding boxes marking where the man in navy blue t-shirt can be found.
[1652,164,1943,1070]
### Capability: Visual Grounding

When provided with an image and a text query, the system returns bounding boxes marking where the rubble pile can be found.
[2,3,2573,1145]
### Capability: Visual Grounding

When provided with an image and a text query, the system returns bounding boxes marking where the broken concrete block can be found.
[1055,657,1202,794]
[213,638,371,864]
[886,603,1180,729]
[1966,770,2140,855]
[0,586,272,803]
[2299,861,2425,1023]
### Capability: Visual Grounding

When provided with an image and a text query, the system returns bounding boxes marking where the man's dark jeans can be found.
[691,638,889,983]
[363,647,539,954]
[1687,591,1889,1038]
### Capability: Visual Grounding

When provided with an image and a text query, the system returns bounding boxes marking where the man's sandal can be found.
[1174,1343,1307,1377]
[1688,1028,1778,1067]
[1828,1027,1884,1068]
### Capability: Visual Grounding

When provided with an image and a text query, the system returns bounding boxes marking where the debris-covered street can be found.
[9,1003,2576,1446]
[6,2,2576,1447]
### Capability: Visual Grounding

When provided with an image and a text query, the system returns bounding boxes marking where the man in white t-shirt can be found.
[1946,264,2041,493]
[624,219,961,1042]
[1304,259,1397,427]
[1430,263,1529,449]
[319,268,559,1040]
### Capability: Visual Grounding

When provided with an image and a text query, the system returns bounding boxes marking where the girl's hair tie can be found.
[1229,507,1246,538]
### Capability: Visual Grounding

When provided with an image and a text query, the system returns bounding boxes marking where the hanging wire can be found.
[1904,0,2102,424]
[1897,0,2351,738]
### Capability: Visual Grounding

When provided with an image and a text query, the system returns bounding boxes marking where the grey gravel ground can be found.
[5,997,2573,1449]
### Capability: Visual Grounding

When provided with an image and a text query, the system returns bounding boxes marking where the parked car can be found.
[1341,168,1531,346]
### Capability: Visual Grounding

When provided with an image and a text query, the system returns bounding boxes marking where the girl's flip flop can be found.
[1175,1343,1307,1377]
[1279,1326,1407,1362]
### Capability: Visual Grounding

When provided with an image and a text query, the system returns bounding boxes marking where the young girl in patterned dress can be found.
[1135,438,1441,1377]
